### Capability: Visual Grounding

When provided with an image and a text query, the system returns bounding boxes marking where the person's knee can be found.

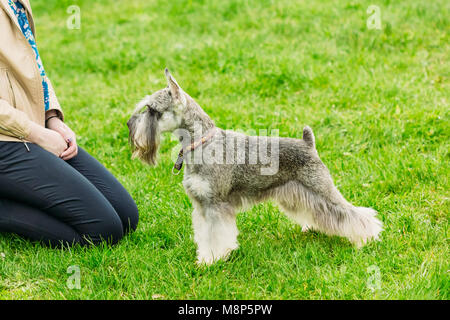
[123,200,139,234]
[82,210,124,246]
[100,215,124,245]
[102,217,124,245]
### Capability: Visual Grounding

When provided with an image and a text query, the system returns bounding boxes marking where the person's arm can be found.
[44,77,78,160]
[46,77,64,121]
[0,98,33,140]
[45,115,78,160]
[0,98,68,156]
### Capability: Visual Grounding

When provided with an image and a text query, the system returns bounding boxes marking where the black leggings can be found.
[0,142,139,247]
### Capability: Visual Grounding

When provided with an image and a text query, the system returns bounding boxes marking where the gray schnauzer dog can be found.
[127,69,383,265]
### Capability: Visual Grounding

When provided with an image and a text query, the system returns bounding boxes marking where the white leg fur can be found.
[278,204,315,232]
[192,202,239,265]
[301,225,310,232]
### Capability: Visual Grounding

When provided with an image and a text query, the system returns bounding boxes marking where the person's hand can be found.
[46,117,78,161]
[27,122,68,157]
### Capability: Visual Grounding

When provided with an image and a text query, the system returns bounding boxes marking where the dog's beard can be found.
[129,112,160,165]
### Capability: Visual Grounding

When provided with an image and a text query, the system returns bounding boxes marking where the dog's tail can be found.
[302,126,315,148]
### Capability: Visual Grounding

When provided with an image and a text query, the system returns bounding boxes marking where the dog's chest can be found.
[183,173,213,200]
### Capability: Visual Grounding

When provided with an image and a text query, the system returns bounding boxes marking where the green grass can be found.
[0,0,449,299]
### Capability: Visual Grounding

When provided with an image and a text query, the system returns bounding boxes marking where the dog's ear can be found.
[165,68,185,105]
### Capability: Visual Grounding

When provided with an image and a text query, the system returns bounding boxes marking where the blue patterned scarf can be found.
[8,0,50,111]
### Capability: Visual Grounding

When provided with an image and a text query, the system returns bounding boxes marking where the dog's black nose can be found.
[126,119,131,129]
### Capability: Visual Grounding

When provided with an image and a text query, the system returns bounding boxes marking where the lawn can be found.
[0,0,448,299]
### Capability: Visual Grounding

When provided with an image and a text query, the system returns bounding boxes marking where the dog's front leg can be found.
[192,202,239,265]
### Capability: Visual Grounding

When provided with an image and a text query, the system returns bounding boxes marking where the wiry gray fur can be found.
[127,69,383,265]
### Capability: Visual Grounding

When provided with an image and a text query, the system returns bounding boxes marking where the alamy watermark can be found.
[66,5,81,30]
[366,5,382,30]
[367,265,381,291]
[170,125,281,176]
[67,265,81,289]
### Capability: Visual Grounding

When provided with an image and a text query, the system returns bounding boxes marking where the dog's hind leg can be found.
[273,180,382,246]
[192,201,239,265]
[300,170,383,247]
[276,198,315,232]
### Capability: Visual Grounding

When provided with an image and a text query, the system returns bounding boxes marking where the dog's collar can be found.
[172,127,217,175]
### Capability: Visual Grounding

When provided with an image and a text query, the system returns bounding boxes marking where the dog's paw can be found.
[196,248,234,266]
[196,255,217,266]
[301,225,310,232]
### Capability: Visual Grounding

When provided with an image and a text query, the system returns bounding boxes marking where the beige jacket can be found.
[0,0,63,143]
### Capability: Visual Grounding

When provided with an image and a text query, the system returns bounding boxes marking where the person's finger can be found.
[65,136,75,146]
[65,135,75,144]
[60,144,76,158]
[61,142,78,160]
[62,150,76,160]
[62,153,76,161]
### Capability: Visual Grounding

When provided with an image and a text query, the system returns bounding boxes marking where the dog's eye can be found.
[148,107,162,119]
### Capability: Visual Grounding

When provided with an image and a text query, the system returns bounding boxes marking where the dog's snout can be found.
[127,118,133,129]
